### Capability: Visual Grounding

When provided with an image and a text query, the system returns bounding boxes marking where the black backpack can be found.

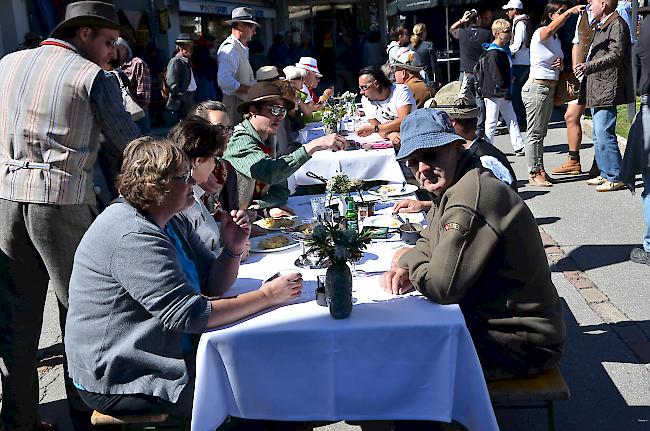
[472,51,488,97]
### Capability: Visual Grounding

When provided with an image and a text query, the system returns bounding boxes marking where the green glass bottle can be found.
[345,197,358,233]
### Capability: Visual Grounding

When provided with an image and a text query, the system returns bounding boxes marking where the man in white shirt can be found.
[217,7,259,125]
[503,0,531,130]
[357,65,416,146]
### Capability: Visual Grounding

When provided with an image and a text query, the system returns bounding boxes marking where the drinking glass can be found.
[358,205,369,222]
[310,197,326,222]
[323,208,334,223]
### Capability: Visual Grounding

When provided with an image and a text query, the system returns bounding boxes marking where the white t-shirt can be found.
[360,84,416,124]
[529,28,563,80]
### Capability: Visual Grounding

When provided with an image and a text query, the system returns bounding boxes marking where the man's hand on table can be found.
[380,267,414,295]
[392,199,432,214]
[356,123,375,138]
[261,271,303,305]
[387,132,401,146]
[220,209,251,253]
[305,134,348,154]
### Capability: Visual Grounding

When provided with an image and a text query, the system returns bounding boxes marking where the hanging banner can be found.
[123,10,143,30]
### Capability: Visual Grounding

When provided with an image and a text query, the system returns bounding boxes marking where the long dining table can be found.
[191,194,499,431]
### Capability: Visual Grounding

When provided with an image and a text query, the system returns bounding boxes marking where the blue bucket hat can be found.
[396,109,465,160]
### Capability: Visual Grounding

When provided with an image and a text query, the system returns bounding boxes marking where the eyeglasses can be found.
[359,82,375,91]
[405,149,443,169]
[261,104,287,117]
[500,29,511,34]
[212,154,224,164]
[172,168,193,184]
[214,124,235,136]
[554,8,568,14]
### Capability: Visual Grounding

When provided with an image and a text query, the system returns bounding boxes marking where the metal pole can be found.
[378,0,388,48]
[446,6,451,81]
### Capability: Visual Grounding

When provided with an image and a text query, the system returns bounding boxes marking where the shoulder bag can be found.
[554,70,580,106]
[111,70,145,121]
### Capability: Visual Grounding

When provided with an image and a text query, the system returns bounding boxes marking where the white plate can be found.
[364,212,425,229]
[253,216,297,231]
[368,183,418,197]
[249,233,299,253]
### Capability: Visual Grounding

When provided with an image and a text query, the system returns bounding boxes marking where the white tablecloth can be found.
[191,196,498,431]
[289,123,405,191]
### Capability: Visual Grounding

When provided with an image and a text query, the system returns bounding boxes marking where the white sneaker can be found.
[586,176,606,186]
[595,181,625,192]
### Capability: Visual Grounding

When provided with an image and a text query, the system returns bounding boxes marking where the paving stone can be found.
[591,302,630,324]
[572,277,595,290]
[580,288,608,304]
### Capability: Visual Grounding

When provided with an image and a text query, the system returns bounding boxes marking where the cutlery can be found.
[400,181,407,192]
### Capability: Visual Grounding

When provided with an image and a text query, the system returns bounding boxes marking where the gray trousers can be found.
[0,199,96,430]
[522,80,557,173]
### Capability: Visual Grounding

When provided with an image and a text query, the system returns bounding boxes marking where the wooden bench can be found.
[487,366,570,431]
[90,411,182,430]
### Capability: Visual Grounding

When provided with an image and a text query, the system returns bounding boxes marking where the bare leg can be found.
[551,102,585,175]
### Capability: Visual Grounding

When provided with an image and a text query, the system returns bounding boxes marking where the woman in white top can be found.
[522,0,584,187]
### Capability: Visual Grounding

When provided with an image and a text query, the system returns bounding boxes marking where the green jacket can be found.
[399,155,565,376]
[223,119,311,209]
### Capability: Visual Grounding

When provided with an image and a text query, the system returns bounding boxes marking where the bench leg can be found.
[547,400,556,431]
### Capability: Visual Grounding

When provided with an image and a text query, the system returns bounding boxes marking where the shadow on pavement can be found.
[519,189,551,200]
[550,173,592,184]
[536,216,561,226]
[551,244,639,271]
[496,299,650,430]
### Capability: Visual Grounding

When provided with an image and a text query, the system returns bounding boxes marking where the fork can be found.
[400,181,407,192]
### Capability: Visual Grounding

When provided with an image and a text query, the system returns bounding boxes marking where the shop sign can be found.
[178,1,276,18]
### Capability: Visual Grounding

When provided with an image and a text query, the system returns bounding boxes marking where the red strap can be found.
[40,41,76,52]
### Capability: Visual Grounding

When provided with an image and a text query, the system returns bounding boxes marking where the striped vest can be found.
[0,39,102,205]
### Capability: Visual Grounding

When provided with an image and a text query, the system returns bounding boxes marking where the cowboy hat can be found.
[237,81,296,115]
[391,50,424,73]
[226,7,260,27]
[295,57,323,77]
[50,1,120,38]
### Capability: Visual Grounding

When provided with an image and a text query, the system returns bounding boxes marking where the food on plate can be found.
[259,235,290,250]
[378,185,397,193]
[259,217,295,229]
[389,218,400,228]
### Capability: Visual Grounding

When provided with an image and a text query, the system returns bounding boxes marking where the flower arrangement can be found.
[321,103,347,134]
[306,222,373,265]
[326,172,363,195]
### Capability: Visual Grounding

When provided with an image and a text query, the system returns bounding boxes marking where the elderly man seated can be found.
[356,65,416,146]
[391,50,434,108]
[381,108,565,383]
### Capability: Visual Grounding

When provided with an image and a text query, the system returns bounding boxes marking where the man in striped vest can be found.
[0,2,140,429]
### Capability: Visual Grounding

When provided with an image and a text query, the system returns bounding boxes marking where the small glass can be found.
[323,208,334,223]
[358,205,369,222]
[310,196,326,222]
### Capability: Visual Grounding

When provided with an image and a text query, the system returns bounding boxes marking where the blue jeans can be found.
[641,168,650,253]
[511,65,530,129]
[591,107,622,181]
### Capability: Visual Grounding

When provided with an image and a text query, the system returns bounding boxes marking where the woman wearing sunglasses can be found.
[223,81,348,217]
[65,137,301,418]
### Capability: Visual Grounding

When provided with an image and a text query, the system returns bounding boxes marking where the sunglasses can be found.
[359,81,375,91]
[214,124,235,136]
[172,168,193,184]
[261,104,287,117]
[405,148,444,168]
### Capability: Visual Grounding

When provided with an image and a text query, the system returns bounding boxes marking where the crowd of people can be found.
[0,0,648,430]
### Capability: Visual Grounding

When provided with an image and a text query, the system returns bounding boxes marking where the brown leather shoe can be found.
[528,172,553,187]
[551,157,581,175]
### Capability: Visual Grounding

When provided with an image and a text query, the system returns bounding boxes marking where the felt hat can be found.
[432,81,480,120]
[50,1,120,38]
[237,81,296,114]
[175,33,194,45]
[391,50,424,73]
[226,7,260,27]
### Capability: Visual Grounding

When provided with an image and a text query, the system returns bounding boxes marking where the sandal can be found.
[528,172,553,187]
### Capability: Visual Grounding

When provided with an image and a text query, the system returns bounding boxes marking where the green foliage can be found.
[306,222,373,265]
[321,103,346,132]
[326,172,363,195]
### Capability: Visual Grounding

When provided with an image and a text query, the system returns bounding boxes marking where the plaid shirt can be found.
[123,56,151,112]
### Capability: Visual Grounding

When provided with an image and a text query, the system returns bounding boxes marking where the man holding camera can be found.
[450,8,493,138]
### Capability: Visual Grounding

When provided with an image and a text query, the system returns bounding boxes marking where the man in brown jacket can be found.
[574,0,634,192]
[381,108,565,379]
[392,50,434,108]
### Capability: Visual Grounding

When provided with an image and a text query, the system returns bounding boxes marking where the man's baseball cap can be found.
[396,109,465,160]
[502,0,524,10]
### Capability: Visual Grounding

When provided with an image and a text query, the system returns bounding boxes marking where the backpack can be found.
[472,52,487,97]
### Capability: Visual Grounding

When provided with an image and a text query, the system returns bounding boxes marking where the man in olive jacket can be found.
[381,109,565,379]
[574,0,634,192]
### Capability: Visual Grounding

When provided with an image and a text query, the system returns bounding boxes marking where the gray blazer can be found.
[166,55,192,96]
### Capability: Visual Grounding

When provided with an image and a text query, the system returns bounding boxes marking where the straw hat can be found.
[433,81,479,119]
[391,50,424,73]
[256,66,280,81]
[50,1,120,38]
[295,57,323,77]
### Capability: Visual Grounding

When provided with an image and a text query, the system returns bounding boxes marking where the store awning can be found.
[388,0,481,14]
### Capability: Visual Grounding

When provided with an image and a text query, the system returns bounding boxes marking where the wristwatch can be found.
[374,124,380,134]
